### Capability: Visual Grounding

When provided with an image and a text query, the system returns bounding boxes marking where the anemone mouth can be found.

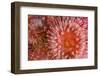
[62,32,77,49]
[61,31,80,55]
[28,15,88,60]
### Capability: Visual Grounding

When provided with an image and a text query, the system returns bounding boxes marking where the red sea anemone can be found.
[46,16,88,59]
[28,15,88,60]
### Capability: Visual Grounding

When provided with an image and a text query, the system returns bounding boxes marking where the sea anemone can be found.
[28,15,48,60]
[46,16,88,59]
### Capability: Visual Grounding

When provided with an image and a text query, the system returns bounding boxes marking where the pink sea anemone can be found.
[46,16,88,59]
